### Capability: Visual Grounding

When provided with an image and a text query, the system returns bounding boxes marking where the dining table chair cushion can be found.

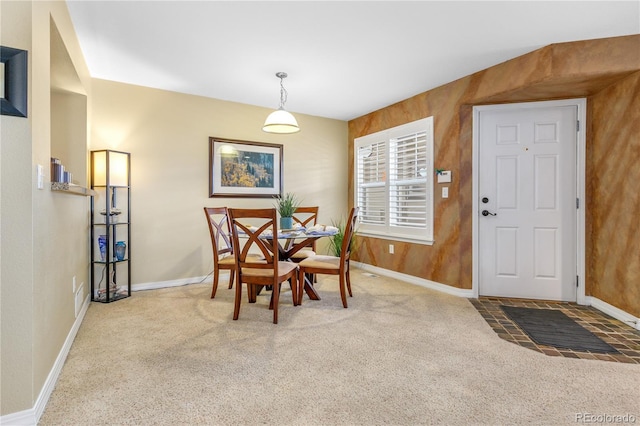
[217,256,236,266]
[298,255,340,269]
[241,261,297,277]
[219,254,264,265]
[289,249,316,260]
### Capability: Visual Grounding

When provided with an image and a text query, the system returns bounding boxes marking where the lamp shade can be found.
[262,108,300,134]
[91,150,130,187]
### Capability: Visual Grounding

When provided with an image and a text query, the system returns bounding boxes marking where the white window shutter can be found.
[354,117,434,243]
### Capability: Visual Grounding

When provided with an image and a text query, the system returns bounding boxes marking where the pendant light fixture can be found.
[262,72,300,134]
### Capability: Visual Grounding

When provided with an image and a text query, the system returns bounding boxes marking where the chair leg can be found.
[211,269,219,299]
[248,285,257,303]
[269,284,278,310]
[297,269,305,305]
[290,275,298,307]
[227,269,235,289]
[233,280,242,320]
[346,263,353,298]
[339,273,348,309]
[272,282,279,324]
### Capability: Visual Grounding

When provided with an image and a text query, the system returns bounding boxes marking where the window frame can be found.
[354,117,434,244]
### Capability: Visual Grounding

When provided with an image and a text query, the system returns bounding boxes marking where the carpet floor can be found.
[39,269,640,425]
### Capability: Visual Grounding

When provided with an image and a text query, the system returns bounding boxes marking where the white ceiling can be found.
[66,1,639,121]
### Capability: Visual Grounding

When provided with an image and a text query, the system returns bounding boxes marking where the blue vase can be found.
[280,217,293,230]
[98,235,107,261]
[115,241,127,261]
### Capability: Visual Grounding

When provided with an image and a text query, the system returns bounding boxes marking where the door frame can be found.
[471,99,586,304]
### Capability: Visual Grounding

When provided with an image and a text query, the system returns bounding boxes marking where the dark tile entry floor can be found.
[471,297,640,363]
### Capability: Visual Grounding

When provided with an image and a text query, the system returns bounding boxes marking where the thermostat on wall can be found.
[437,170,452,183]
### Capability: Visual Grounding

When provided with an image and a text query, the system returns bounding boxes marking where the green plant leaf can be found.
[273,192,301,217]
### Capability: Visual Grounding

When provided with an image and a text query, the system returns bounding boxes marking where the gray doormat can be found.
[500,305,619,354]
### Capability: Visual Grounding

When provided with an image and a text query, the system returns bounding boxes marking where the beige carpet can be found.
[40,269,640,425]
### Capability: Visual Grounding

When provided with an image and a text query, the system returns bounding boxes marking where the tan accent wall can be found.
[349,35,640,316]
[587,71,640,316]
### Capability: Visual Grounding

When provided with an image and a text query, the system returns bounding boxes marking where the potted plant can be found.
[327,217,357,257]
[273,192,300,230]
[328,219,345,257]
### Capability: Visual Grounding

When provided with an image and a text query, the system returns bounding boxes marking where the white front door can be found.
[477,102,578,301]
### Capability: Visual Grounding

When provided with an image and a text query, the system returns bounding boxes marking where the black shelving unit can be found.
[90,150,131,303]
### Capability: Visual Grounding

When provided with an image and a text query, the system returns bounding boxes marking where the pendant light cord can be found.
[279,75,288,109]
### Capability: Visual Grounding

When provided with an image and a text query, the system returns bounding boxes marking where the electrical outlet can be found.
[75,283,84,318]
[389,244,394,254]
[72,276,76,293]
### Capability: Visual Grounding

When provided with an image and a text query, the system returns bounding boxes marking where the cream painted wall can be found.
[91,79,348,286]
[1,0,36,415]
[33,2,92,412]
[1,0,92,417]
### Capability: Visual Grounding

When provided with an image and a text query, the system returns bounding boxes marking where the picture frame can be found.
[1,45,28,118]
[209,137,283,198]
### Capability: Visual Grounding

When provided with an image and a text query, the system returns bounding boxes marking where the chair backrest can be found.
[340,207,360,262]
[228,208,280,277]
[292,206,319,228]
[293,206,319,250]
[204,207,233,259]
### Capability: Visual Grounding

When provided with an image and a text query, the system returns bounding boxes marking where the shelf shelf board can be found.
[93,258,129,264]
[93,293,130,303]
[51,182,97,196]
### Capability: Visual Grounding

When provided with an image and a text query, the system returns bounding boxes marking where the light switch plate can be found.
[37,164,44,189]
[437,171,452,183]
[442,187,449,198]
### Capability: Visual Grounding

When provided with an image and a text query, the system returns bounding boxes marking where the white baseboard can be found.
[133,266,475,299]
[131,274,214,292]
[0,293,91,426]
[352,261,474,298]
[0,407,35,426]
[353,262,640,330]
[586,296,640,331]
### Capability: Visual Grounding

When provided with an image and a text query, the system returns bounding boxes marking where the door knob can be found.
[482,210,497,216]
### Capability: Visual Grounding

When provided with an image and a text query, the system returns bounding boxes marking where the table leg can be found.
[248,285,257,303]
[303,272,321,301]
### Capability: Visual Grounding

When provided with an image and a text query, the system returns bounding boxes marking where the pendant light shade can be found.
[263,72,300,134]
[263,107,300,134]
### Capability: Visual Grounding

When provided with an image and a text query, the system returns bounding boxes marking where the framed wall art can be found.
[209,137,283,198]
[1,45,28,118]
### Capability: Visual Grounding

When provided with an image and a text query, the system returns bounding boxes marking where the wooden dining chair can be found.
[204,207,264,299]
[203,207,237,299]
[296,207,359,308]
[228,208,298,324]
[289,206,319,261]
